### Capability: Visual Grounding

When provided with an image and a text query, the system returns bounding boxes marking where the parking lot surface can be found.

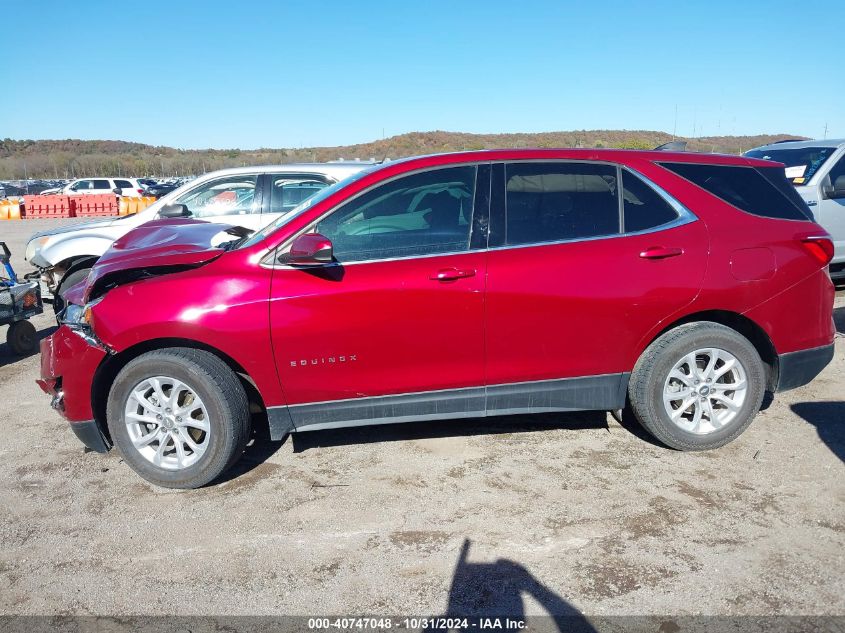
[1,219,843,616]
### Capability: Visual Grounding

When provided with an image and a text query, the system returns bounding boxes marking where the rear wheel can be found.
[628,322,766,450]
[53,267,91,315]
[6,320,37,355]
[106,348,251,488]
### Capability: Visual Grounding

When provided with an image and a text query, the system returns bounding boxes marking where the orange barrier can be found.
[23,195,73,218]
[9,194,155,220]
[117,195,157,215]
[73,194,119,217]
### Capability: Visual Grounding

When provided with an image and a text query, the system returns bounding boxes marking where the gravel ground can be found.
[0,218,843,618]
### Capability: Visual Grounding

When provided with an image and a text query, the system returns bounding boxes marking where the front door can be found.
[170,173,265,231]
[270,164,488,430]
[484,161,709,413]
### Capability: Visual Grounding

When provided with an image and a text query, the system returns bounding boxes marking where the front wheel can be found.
[628,322,766,451]
[106,348,251,488]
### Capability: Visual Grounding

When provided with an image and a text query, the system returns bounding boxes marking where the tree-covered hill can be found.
[0,130,806,180]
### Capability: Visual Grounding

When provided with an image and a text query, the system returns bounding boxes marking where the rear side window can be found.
[270,176,330,213]
[621,170,679,232]
[660,162,811,221]
[93,179,111,190]
[504,162,619,245]
[114,179,133,189]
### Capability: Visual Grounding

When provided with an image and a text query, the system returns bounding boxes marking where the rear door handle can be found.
[639,246,684,260]
[430,267,476,281]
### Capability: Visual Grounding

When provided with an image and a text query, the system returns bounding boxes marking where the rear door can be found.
[484,161,708,412]
[269,163,489,429]
[91,179,112,195]
[264,173,334,226]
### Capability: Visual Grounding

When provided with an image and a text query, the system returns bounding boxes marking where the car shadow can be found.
[427,538,595,631]
[0,324,56,368]
[214,410,612,482]
[290,410,610,453]
[834,305,844,335]
[790,401,845,464]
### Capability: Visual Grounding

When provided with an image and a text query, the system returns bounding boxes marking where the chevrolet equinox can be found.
[38,150,836,488]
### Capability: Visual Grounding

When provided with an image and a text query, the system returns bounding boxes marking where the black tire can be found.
[628,321,766,451]
[53,267,91,315]
[106,348,251,488]
[6,320,37,355]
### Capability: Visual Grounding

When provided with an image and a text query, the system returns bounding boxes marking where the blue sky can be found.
[2,0,843,149]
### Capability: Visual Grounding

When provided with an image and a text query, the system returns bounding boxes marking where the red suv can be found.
[38,150,836,488]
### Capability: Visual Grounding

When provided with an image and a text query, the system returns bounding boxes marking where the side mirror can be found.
[823,175,845,200]
[112,187,122,196]
[286,233,333,266]
[159,203,192,218]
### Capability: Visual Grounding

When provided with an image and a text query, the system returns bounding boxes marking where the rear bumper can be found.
[37,324,111,450]
[776,343,835,392]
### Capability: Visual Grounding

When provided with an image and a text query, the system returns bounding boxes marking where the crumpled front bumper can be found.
[37,324,111,453]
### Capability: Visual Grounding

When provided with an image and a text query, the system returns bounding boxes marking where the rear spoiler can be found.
[653,141,688,152]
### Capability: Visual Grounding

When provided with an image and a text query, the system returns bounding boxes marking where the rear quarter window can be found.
[659,162,812,221]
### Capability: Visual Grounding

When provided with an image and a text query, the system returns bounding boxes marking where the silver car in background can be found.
[25,162,374,312]
[745,139,845,281]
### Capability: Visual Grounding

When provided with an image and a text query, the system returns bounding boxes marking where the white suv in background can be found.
[57,177,145,197]
[745,139,845,281]
[25,162,374,312]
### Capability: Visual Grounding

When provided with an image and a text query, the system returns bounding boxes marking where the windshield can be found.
[745,146,838,185]
[237,166,378,249]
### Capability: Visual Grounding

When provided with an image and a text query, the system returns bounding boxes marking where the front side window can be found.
[270,176,330,213]
[827,154,845,189]
[504,162,619,245]
[315,165,476,263]
[622,170,679,232]
[71,180,92,191]
[175,175,258,218]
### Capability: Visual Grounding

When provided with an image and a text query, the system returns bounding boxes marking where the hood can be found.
[81,218,249,302]
[30,217,119,240]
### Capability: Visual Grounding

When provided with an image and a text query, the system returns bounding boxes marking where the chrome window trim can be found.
[260,160,698,268]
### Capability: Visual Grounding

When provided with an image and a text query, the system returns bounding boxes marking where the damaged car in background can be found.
[24,162,373,313]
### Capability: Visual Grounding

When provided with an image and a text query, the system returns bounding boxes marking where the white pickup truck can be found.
[745,139,845,282]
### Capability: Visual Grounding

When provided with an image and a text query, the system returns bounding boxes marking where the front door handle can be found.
[639,246,684,260]
[430,267,476,281]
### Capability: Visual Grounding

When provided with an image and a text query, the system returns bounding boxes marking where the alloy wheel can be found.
[662,348,748,435]
[123,376,210,470]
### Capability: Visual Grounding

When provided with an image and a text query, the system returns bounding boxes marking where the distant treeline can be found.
[0,130,805,179]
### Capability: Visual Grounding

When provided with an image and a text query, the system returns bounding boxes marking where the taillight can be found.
[137,189,144,194]
[800,235,834,266]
